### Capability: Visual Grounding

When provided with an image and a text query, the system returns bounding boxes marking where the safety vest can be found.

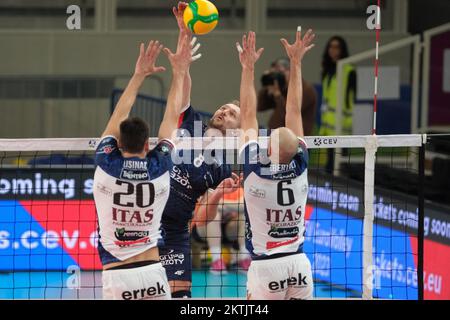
[319,64,355,136]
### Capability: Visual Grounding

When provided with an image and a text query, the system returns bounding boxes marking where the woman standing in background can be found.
[320,36,356,173]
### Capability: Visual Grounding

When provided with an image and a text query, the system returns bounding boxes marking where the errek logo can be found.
[268,273,309,292]
[313,137,338,147]
[121,282,167,300]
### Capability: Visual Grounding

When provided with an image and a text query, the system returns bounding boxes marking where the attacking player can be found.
[158,2,242,298]
[237,29,315,300]
[93,34,195,300]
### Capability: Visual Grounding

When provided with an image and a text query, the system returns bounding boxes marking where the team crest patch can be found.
[161,145,170,154]
[103,146,113,154]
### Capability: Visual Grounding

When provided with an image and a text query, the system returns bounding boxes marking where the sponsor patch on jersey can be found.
[170,166,192,190]
[266,235,299,250]
[154,185,169,199]
[96,182,112,197]
[268,226,299,238]
[158,140,174,155]
[114,228,150,247]
[160,251,185,266]
[248,185,266,198]
[120,160,149,180]
[120,169,149,180]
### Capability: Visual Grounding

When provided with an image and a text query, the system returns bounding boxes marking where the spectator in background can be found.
[320,36,356,173]
[257,58,317,136]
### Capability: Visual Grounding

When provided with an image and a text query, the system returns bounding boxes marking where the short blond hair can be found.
[228,100,240,108]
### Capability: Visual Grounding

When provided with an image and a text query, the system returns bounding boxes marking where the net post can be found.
[362,135,378,299]
[417,135,426,300]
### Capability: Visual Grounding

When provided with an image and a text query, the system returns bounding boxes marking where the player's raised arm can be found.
[173,2,201,112]
[236,31,264,144]
[192,173,241,226]
[101,41,165,139]
[159,35,197,140]
[281,28,315,138]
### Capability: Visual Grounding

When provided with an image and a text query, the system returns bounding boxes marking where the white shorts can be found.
[102,262,171,300]
[247,253,313,300]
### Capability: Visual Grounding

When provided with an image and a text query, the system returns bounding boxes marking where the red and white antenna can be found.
[372,0,381,135]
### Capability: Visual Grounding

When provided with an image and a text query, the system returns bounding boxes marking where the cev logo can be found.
[313,138,338,147]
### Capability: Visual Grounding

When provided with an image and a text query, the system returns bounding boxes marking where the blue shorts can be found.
[159,242,191,282]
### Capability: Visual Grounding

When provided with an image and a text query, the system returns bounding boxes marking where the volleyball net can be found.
[0,134,449,299]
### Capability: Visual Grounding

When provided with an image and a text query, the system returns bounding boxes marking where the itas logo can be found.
[266,206,302,223]
[268,273,309,292]
[114,228,150,247]
[121,282,167,300]
[112,208,154,226]
[313,138,338,147]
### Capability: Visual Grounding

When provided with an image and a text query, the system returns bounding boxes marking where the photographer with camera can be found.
[257,58,317,135]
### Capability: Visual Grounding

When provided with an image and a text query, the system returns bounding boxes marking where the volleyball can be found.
[183,0,219,35]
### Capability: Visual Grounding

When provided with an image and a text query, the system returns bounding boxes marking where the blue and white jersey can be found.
[240,138,309,259]
[161,106,232,243]
[93,135,175,265]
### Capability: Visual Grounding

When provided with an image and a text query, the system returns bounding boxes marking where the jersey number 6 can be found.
[113,180,155,208]
[277,180,295,206]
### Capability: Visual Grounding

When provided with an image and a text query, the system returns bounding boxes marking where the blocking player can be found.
[237,29,315,300]
[158,2,241,298]
[93,35,195,300]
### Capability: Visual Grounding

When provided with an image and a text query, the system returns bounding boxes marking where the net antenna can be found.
[372,0,382,136]
[362,0,382,300]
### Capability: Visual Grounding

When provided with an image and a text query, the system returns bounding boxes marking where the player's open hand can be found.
[173,2,190,35]
[164,34,201,72]
[218,172,241,195]
[134,41,166,77]
[281,28,315,64]
[236,31,264,70]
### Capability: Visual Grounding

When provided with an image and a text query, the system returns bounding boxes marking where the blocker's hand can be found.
[236,31,264,70]
[164,35,196,72]
[173,2,190,35]
[134,41,166,77]
[281,27,315,64]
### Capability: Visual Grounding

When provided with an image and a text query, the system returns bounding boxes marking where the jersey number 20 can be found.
[113,180,155,208]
